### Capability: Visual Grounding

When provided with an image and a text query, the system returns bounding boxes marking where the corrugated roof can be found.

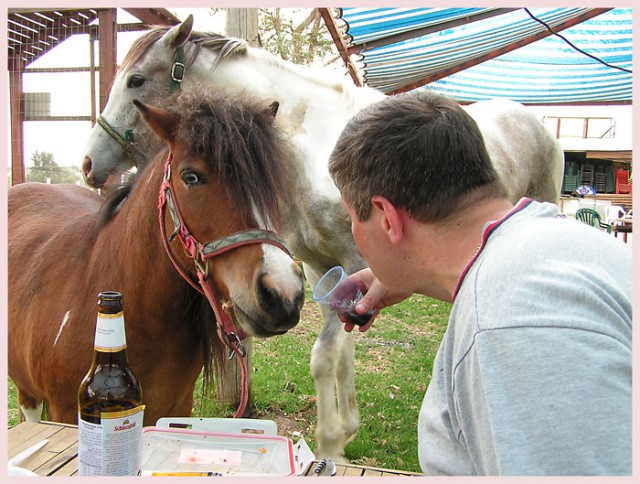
[338,7,632,104]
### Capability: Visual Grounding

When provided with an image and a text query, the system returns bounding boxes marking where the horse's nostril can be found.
[81,156,93,177]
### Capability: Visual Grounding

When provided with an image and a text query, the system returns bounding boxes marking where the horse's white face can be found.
[82,18,195,187]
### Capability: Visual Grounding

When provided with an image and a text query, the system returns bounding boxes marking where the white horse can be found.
[81,15,564,460]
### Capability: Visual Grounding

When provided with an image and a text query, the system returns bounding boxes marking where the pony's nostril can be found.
[258,273,281,311]
[257,272,302,327]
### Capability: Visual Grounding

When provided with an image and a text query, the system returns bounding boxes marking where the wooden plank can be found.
[9,422,57,454]
[34,426,79,476]
[8,422,79,476]
[343,465,365,476]
[363,469,384,476]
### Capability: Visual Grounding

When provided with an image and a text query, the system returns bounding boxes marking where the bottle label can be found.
[94,312,127,352]
[78,405,145,476]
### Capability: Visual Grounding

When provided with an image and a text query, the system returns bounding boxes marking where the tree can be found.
[258,8,334,66]
[208,7,336,66]
[27,151,83,184]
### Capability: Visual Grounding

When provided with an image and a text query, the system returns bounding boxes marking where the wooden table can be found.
[8,421,420,477]
[8,421,79,476]
[611,217,632,242]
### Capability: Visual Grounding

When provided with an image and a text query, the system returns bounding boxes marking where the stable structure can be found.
[8,8,180,184]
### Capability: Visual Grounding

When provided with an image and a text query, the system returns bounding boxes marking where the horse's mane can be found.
[119,25,355,96]
[119,26,248,75]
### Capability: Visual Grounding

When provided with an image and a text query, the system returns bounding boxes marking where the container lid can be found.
[140,427,295,476]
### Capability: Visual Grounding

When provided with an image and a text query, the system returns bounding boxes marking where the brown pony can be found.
[8,89,304,425]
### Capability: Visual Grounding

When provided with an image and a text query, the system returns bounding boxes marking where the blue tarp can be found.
[338,8,632,104]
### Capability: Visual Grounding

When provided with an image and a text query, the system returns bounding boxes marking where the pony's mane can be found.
[98,87,291,229]
[174,88,290,227]
[98,183,134,227]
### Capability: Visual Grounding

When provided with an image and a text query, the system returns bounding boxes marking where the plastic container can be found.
[140,426,295,476]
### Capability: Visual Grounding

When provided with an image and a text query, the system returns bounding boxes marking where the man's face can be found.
[342,197,385,277]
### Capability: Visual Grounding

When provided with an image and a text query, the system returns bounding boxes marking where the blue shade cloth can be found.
[338,8,632,104]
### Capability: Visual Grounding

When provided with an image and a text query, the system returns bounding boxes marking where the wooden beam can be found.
[9,69,25,185]
[225,8,259,46]
[123,8,180,27]
[318,8,362,87]
[98,9,117,112]
[390,8,612,95]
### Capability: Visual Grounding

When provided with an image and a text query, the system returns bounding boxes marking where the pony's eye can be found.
[180,170,201,187]
[127,75,145,88]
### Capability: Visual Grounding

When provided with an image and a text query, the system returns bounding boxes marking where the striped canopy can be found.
[338,7,632,104]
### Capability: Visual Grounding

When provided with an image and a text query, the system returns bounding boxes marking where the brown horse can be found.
[8,89,305,425]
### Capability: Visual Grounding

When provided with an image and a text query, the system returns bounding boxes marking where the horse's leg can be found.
[335,327,359,447]
[306,264,359,461]
[18,391,43,422]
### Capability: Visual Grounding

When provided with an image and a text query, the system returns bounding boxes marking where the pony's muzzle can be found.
[256,269,304,333]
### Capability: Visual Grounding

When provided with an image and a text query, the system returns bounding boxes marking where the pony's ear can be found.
[133,99,178,144]
[161,14,193,49]
[267,101,280,119]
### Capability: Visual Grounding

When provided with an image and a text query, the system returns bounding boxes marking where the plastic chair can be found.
[579,163,594,187]
[575,208,612,233]
[615,168,632,194]
[604,205,626,225]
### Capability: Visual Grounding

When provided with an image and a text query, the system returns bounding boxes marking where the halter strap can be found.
[170,46,186,92]
[97,115,134,147]
[96,46,186,161]
[96,115,149,165]
[158,152,290,417]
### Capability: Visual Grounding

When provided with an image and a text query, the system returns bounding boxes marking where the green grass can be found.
[8,284,451,473]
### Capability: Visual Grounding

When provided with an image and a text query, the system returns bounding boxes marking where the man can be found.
[328,90,631,475]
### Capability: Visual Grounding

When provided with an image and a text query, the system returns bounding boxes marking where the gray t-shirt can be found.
[418,199,632,475]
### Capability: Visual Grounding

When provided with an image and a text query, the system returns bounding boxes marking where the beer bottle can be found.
[78,291,145,476]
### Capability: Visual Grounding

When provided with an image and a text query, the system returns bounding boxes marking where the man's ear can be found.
[371,195,404,244]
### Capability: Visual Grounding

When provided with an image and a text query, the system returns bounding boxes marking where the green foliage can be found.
[26,150,83,184]
[258,8,334,66]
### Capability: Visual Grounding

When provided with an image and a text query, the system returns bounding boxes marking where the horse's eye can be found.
[180,170,201,187]
[127,75,145,88]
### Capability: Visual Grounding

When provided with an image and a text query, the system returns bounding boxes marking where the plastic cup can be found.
[312,266,374,326]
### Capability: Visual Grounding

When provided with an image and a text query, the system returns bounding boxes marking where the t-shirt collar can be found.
[452,198,533,300]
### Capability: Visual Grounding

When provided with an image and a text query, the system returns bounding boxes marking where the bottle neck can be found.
[94,311,126,349]
[93,311,129,364]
